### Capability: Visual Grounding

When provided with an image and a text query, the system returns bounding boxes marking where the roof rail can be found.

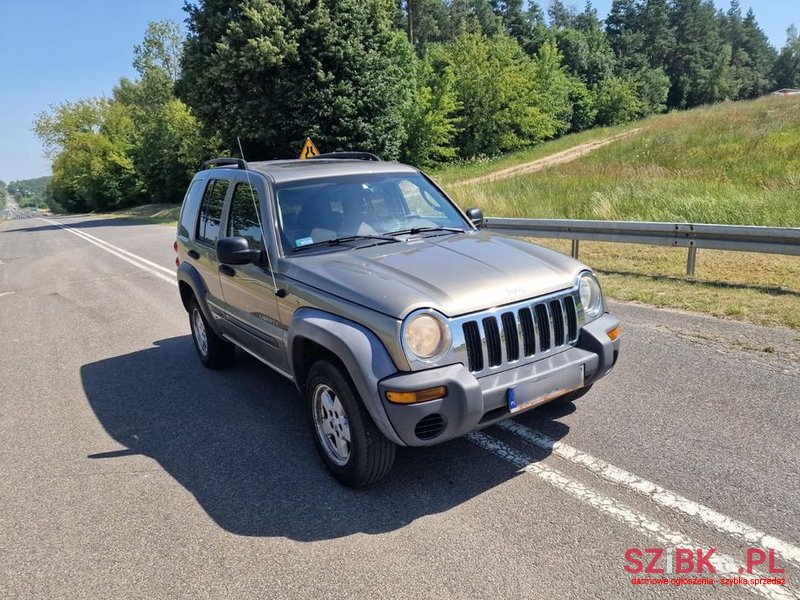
[203,158,247,170]
[311,151,382,162]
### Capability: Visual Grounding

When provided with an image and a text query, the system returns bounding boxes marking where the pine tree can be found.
[179,0,415,160]
[668,0,734,108]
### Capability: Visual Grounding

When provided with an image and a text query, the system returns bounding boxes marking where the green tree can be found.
[773,25,800,89]
[180,0,416,159]
[668,0,734,108]
[722,4,776,99]
[593,76,642,125]
[444,32,564,156]
[121,20,217,203]
[35,99,143,212]
[401,49,461,166]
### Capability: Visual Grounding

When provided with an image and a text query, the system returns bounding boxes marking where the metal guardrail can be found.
[483,218,800,276]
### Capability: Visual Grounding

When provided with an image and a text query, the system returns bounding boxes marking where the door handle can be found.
[219,264,236,277]
[187,249,200,259]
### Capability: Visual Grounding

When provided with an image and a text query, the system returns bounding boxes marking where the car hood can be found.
[282,231,585,319]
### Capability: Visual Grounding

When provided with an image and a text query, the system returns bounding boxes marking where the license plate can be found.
[508,364,585,414]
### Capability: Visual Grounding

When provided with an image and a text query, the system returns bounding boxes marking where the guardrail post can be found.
[686,246,697,277]
[571,239,580,259]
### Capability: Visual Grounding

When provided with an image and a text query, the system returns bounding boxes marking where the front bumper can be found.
[377,313,620,446]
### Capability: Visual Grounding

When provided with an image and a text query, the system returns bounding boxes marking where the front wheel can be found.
[307,360,396,487]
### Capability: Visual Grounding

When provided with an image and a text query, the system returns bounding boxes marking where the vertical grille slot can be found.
[550,299,565,346]
[534,304,550,352]
[482,317,502,367]
[462,321,483,372]
[564,295,578,342]
[501,312,519,362]
[519,307,536,357]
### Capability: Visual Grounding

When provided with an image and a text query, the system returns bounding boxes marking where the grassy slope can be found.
[440,96,800,330]
[447,96,800,226]
[429,123,637,186]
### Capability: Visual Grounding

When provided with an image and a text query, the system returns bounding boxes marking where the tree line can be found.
[35,0,800,213]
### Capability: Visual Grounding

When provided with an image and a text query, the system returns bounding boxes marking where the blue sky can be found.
[0,0,796,183]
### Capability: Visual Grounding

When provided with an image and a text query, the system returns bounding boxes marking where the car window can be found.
[178,179,203,240]
[197,179,229,245]
[227,183,263,252]
[275,173,468,251]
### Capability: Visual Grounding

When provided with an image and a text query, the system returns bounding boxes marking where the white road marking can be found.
[468,432,799,600]
[0,291,15,298]
[40,218,177,287]
[499,420,800,570]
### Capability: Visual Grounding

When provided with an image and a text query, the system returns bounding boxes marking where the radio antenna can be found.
[237,136,282,297]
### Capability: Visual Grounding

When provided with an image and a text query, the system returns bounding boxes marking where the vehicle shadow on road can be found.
[80,336,572,541]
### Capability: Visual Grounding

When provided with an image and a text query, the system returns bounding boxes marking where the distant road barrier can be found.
[484,218,800,276]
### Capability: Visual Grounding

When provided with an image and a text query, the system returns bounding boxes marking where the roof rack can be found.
[203,158,247,170]
[311,151,382,162]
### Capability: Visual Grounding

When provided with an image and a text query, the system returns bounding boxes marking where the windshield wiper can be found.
[291,234,399,253]
[386,226,466,236]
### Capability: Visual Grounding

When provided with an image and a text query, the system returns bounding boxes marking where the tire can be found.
[188,297,235,369]
[307,360,396,487]
[549,384,593,406]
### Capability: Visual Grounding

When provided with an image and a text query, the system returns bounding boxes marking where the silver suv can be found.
[175,155,621,487]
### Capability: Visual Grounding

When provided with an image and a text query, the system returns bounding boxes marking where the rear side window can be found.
[227,183,263,251]
[178,180,202,239]
[197,179,229,244]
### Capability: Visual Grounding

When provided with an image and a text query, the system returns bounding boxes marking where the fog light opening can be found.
[386,386,447,404]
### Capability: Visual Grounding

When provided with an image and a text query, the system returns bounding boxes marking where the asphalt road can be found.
[1,215,798,600]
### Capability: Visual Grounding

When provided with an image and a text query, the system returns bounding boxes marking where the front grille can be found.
[460,290,580,374]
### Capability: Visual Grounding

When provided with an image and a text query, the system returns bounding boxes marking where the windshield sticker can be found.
[295,237,314,247]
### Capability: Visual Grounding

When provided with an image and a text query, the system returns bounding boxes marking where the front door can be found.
[218,181,287,372]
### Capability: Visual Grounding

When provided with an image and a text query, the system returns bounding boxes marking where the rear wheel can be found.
[307,360,396,487]
[188,297,234,369]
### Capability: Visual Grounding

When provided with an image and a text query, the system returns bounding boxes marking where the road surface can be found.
[1,215,798,600]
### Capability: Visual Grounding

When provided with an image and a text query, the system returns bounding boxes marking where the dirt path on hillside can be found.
[453,128,643,186]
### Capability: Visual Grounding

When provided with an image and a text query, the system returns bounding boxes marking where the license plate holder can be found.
[508,364,585,414]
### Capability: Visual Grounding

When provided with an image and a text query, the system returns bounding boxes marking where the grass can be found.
[429,123,639,186]
[98,203,181,226]
[447,96,800,227]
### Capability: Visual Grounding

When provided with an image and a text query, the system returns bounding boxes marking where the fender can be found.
[288,308,405,446]
[176,262,224,334]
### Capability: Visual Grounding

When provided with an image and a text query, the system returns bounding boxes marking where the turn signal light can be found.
[607,326,621,341]
[386,386,447,404]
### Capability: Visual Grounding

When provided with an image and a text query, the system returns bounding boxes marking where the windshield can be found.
[274,173,469,252]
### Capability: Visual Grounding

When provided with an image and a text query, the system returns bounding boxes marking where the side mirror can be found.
[466,207,484,228]
[217,237,261,265]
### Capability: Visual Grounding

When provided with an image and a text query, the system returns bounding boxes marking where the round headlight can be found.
[403,311,451,361]
[578,272,604,322]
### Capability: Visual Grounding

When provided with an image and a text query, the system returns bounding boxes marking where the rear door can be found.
[193,178,230,320]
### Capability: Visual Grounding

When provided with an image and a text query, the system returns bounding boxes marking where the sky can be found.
[0,0,797,183]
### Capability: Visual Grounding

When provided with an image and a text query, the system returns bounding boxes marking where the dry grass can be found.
[100,203,181,226]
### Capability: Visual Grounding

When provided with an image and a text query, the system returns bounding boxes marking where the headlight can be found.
[402,310,451,361]
[578,271,604,323]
